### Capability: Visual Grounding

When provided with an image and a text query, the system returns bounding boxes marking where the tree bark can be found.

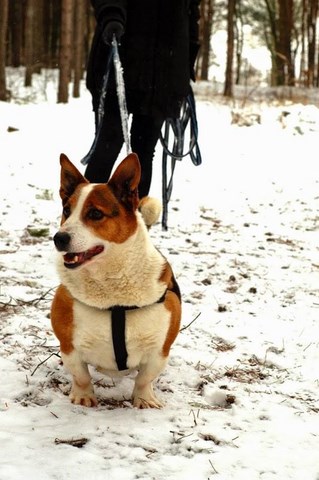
[0,0,8,101]
[198,0,214,80]
[224,0,236,97]
[235,1,244,85]
[9,0,23,67]
[58,0,74,103]
[73,0,85,97]
[299,0,307,85]
[25,0,35,87]
[33,0,45,73]
[307,0,318,86]
[277,0,294,86]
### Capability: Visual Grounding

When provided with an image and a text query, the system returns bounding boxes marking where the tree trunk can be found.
[73,0,85,98]
[33,0,44,73]
[25,0,35,87]
[299,0,307,85]
[224,0,236,97]
[307,0,318,86]
[58,0,74,103]
[0,0,8,101]
[264,0,281,86]
[277,0,294,86]
[9,0,23,67]
[197,0,214,80]
[235,1,244,85]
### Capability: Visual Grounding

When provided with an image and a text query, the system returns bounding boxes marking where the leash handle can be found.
[112,37,132,155]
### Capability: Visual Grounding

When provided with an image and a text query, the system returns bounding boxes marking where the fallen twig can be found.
[180,312,201,332]
[54,437,88,448]
[31,352,61,376]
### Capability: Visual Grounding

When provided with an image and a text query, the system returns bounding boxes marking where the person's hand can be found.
[102,21,124,46]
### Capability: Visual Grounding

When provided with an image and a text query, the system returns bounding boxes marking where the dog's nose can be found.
[53,231,71,251]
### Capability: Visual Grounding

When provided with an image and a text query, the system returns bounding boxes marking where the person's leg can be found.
[84,93,124,183]
[130,114,164,198]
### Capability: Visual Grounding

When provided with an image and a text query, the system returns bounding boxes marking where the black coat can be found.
[87,0,201,118]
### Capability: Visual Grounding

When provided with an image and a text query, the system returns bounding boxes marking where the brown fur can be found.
[51,285,74,355]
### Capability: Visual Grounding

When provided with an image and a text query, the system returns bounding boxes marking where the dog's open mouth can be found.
[63,245,104,269]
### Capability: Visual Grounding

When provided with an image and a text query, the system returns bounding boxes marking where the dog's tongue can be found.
[63,246,104,269]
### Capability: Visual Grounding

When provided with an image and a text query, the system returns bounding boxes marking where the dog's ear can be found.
[108,153,141,210]
[59,153,88,203]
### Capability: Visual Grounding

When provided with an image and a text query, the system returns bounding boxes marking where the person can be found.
[84,0,201,198]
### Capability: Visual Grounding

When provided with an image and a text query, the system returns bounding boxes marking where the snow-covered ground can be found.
[0,71,319,480]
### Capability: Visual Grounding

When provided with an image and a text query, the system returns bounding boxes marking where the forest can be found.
[0,0,319,102]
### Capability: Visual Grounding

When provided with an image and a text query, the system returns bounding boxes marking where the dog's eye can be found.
[87,208,104,221]
[63,205,71,218]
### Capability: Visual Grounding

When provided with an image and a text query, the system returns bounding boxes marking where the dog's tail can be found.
[138,197,162,229]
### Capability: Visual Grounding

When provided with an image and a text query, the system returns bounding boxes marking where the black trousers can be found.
[84,94,164,198]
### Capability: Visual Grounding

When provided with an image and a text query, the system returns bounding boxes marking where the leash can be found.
[112,37,131,155]
[160,87,202,230]
[81,37,131,166]
[159,88,201,164]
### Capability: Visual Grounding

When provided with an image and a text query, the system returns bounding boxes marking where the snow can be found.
[1,73,319,480]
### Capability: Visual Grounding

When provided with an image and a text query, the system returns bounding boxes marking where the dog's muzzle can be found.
[53,231,104,269]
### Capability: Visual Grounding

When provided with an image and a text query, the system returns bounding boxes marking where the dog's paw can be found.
[139,197,162,228]
[132,387,164,409]
[69,392,98,407]
[133,396,163,409]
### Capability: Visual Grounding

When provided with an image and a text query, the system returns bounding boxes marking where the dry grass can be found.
[212,337,236,352]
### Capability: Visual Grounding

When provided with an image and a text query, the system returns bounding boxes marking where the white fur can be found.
[72,299,170,371]
[139,197,162,227]
[61,299,171,407]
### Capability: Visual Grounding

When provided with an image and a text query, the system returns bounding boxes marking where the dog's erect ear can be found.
[108,153,141,210]
[59,153,88,203]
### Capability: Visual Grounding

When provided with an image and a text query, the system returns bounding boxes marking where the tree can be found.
[277,0,295,85]
[73,0,85,98]
[197,0,214,80]
[9,0,23,67]
[234,0,244,84]
[24,0,35,87]
[306,0,319,86]
[0,0,8,100]
[224,0,236,96]
[58,0,74,103]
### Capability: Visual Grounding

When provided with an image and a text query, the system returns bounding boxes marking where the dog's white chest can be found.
[72,300,170,373]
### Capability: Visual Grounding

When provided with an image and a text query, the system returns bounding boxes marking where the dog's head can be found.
[53,153,141,270]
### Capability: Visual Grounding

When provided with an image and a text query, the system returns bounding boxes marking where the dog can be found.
[50,153,181,408]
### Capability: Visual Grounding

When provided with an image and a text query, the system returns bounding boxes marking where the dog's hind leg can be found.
[132,355,168,409]
[62,351,98,407]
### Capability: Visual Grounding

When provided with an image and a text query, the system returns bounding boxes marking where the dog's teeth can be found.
[73,255,79,263]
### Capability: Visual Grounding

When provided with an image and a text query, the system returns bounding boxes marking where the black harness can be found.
[110,291,167,371]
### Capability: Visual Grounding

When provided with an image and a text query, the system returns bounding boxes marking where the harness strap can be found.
[111,306,128,371]
[110,290,167,371]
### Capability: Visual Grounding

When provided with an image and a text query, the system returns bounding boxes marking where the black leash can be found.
[160,87,202,230]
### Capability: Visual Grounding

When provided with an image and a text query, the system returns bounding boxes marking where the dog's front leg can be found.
[62,351,97,407]
[132,355,168,409]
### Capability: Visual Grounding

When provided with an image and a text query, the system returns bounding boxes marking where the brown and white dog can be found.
[50,153,181,408]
